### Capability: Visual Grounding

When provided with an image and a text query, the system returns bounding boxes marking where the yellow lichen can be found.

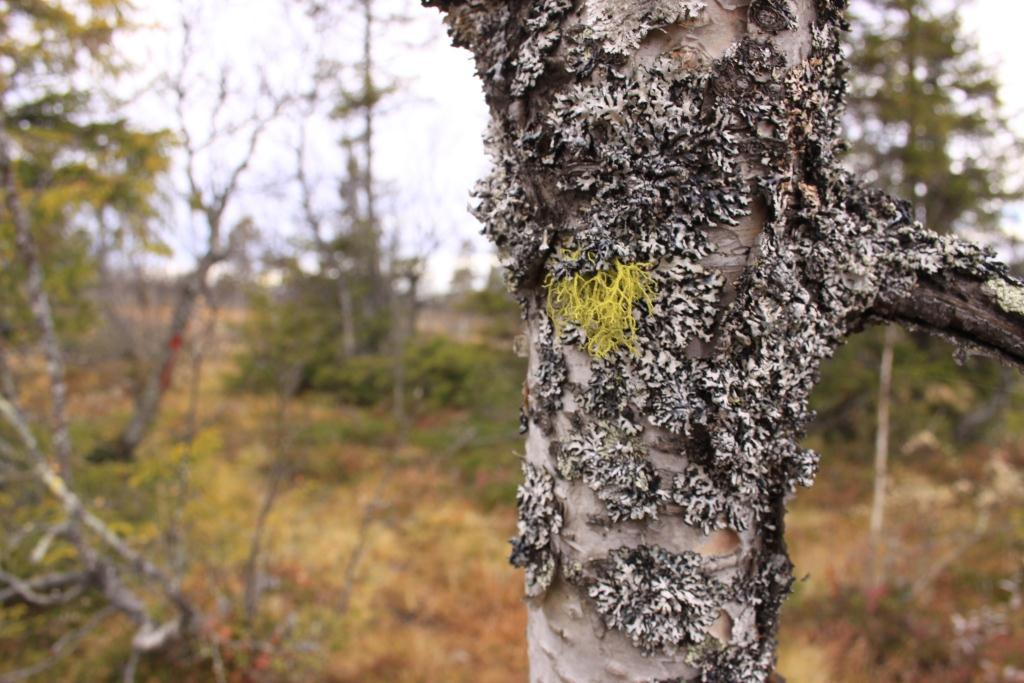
[545,258,656,358]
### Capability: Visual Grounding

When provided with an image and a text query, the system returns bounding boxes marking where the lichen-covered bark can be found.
[424,0,1024,680]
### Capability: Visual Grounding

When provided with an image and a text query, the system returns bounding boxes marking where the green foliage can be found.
[227,281,337,394]
[309,353,393,406]
[0,224,97,341]
[310,337,519,411]
[0,0,172,345]
[227,261,398,396]
[807,327,1018,460]
[846,0,1024,235]
[809,1,1024,467]
[233,301,514,405]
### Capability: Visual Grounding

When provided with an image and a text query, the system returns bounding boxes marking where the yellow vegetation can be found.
[545,257,656,358]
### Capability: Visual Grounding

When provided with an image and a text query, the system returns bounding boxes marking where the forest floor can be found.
[2,327,1022,682]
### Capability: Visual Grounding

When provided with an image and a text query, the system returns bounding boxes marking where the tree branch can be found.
[843,181,1024,369]
[0,569,91,607]
[872,267,1024,370]
[98,10,292,463]
[0,392,200,643]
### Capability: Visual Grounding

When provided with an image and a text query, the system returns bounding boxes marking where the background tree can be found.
[235,0,429,409]
[4,0,1022,680]
[815,0,1024,589]
[0,2,206,678]
[93,4,292,462]
[1,0,171,473]
[846,0,1021,237]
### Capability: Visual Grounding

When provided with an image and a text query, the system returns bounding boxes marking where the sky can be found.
[123,0,1024,294]
[962,1,1024,120]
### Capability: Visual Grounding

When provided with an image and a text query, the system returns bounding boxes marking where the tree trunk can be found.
[424,0,1024,679]
[96,254,220,462]
[0,127,74,480]
[868,323,896,589]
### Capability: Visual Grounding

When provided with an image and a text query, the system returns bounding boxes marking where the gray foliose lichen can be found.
[510,462,563,598]
[588,545,726,654]
[555,418,667,522]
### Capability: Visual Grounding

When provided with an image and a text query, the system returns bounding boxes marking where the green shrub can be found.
[309,355,393,407]
[310,337,521,411]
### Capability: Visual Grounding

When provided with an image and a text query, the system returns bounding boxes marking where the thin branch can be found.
[122,648,141,683]
[909,508,991,599]
[0,393,197,628]
[30,520,72,564]
[336,429,403,613]
[336,493,384,615]
[295,118,358,357]
[955,366,1015,443]
[243,368,301,624]
[0,340,17,402]
[861,191,1024,368]
[868,324,897,589]
[0,568,90,607]
[208,88,291,227]
[103,11,293,462]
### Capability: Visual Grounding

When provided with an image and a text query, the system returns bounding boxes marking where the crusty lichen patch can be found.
[983,277,1024,317]
[581,0,708,55]
[555,419,667,522]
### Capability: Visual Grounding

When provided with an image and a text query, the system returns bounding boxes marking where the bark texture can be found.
[424,0,1024,680]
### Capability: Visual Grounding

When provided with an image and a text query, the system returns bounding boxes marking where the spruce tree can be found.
[0,0,171,346]
[846,0,1022,236]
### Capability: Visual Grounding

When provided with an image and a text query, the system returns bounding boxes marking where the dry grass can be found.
[3,330,1022,682]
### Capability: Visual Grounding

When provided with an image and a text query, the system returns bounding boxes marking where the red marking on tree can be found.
[160,335,184,390]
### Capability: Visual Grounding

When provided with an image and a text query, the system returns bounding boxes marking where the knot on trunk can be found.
[747,0,797,34]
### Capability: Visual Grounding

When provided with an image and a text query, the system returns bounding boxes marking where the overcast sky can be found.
[125,0,1024,294]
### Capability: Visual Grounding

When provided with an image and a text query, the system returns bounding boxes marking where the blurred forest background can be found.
[0,0,1022,681]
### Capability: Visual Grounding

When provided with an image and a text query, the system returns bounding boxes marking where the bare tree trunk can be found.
[94,9,288,462]
[107,256,219,461]
[243,368,300,625]
[1,115,204,678]
[391,290,408,433]
[388,258,421,436]
[360,0,386,317]
[868,324,896,589]
[425,0,1024,680]
[296,125,359,359]
[0,127,74,479]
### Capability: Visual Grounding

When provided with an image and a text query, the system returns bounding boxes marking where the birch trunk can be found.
[424,0,1024,679]
[868,324,896,589]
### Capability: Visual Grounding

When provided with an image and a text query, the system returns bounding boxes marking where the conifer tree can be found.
[1,1,170,345]
[846,0,1022,235]
[833,0,1024,589]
